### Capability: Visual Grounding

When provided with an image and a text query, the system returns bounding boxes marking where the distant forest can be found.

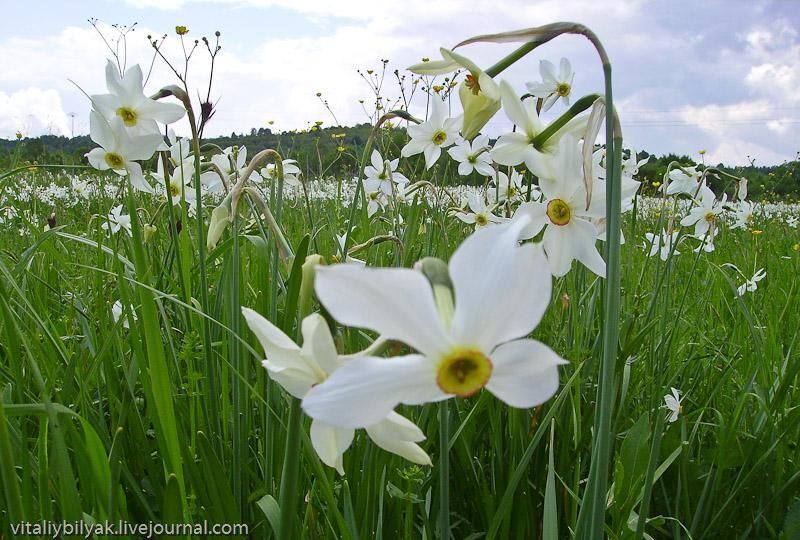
[2,125,798,200]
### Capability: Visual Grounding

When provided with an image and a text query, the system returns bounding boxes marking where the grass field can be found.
[1,155,799,539]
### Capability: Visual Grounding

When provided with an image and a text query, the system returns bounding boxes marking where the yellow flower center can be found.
[465,73,481,96]
[369,192,379,200]
[436,348,492,397]
[169,182,181,197]
[705,212,716,223]
[116,107,138,127]
[432,130,447,146]
[555,82,571,97]
[475,213,488,226]
[105,152,124,169]
[546,199,571,226]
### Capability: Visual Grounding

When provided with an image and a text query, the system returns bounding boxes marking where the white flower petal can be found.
[310,420,355,476]
[450,219,551,349]
[486,339,566,408]
[366,412,432,466]
[315,265,450,357]
[302,354,442,428]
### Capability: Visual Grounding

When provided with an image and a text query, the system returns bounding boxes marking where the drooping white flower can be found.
[525,58,574,112]
[400,97,460,169]
[86,111,163,193]
[447,135,494,176]
[101,204,132,236]
[644,230,681,261]
[241,309,431,473]
[664,166,704,196]
[453,194,506,229]
[92,60,184,136]
[511,136,606,277]
[491,80,587,179]
[302,218,567,429]
[663,387,682,423]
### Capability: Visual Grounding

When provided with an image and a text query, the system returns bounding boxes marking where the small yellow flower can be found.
[793,243,800,252]
[652,181,661,188]
[337,146,345,153]
[15,131,23,139]
[175,25,189,35]
[751,230,763,235]
[698,149,706,155]
[432,85,444,93]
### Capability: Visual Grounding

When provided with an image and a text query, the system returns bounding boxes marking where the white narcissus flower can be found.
[334,232,366,266]
[491,80,587,179]
[729,200,755,230]
[447,135,494,177]
[101,205,132,236]
[261,159,303,188]
[644,230,681,261]
[400,97,460,169]
[363,150,410,195]
[525,58,574,112]
[488,169,534,204]
[663,387,682,423]
[680,185,726,238]
[241,309,431,474]
[111,300,137,329]
[92,60,184,136]
[453,194,506,230]
[205,146,262,192]
[731,267,766,297]
[511,136,606,278]
[302,217,567,429]
[86,111,163,193]
[787,216,799,228]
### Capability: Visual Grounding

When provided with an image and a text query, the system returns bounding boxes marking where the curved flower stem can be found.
[576,28,623,539]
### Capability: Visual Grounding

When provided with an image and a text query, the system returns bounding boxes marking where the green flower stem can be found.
[531,93,601,149]
[439,400,450,539]
[278,398,303,538]
[484,42,540,78]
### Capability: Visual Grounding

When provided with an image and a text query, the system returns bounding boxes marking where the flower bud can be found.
[143,224,157,242]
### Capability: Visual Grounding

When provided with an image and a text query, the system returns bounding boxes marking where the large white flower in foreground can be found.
[511,136,607,278]
[86,111,163,193]
[401,97,460,169]
[92,60,184,136]
[302,218,567,429]
[241,309,431,474]
[491,80,587,179]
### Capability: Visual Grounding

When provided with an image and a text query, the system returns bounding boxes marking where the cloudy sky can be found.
[1,0,798,165]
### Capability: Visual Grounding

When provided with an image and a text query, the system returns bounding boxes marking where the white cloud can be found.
[0,88,70,137]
